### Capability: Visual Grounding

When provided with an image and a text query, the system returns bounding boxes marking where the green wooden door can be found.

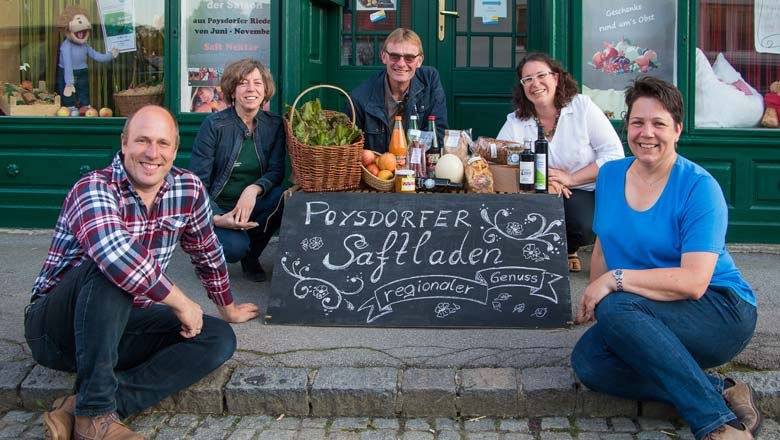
[434,0,533,138]
[325,0,540,138]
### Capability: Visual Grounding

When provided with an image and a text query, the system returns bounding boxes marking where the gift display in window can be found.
[0,0,165,118]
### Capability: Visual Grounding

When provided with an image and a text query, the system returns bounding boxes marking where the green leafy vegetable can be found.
[286,98,362,146]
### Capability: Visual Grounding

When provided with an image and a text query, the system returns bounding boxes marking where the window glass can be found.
[695,0,780,129]
[0,0,164,118]
[181,0,272,113]
[340,0,411,67]
[580,0,677,120]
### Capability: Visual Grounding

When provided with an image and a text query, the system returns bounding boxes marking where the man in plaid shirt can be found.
[25,105,259,440]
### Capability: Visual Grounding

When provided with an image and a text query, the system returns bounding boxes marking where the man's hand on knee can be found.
[162,285,204,338]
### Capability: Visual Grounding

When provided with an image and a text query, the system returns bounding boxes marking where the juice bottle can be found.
[389,115,408,169]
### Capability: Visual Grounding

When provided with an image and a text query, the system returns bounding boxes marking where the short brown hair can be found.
[624,76,684,126]
[121,105,180,148]
[382,28,423,57]
[220,58,276,107]
[511,52,578,120]
[57,6,89,33]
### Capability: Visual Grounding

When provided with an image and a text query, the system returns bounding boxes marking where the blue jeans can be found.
[24,260,236,418]
[571,288,756,439]
[56,67,91,108]
[214,185,285,263]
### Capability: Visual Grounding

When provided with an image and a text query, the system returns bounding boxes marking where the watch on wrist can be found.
[613,269,624,292]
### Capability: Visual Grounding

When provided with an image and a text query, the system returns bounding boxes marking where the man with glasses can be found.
[348,28,448,153]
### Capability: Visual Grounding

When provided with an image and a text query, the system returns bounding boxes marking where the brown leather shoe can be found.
[43,395,76,440]
[703,424,753,439]
[74,413,146,440]
[723,379,761,435]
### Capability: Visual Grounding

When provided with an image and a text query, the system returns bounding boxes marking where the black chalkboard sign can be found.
[267,192,571,328]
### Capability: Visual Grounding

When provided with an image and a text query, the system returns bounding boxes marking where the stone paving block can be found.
[174,363,233,414]
[0,360,34,410]
[635,417,675,432]
[166,413,202,428]
[636,432,672,440]
[519,367,576,417]
[257,428,296,440]
[434,418,458,431]
[459,368,517,417]
[235,414,274,430]
[404,418,432,431]
[156,426,194,440]
[130,413,169,428]
[311,367,397,417]
[400,368,457,417]
[673,430,695,440]
[372,418,400,430]
[401,432,435,440]
[463,418,497,432]
[327,431,360,440]
[360,430,397,440]
[498,418,530,433]
[330,417,370,430]
[437,431,461,440]
[576,384,637,417]
[539,433,574,440]
[601,434,634,440]
[298,428,328,440]
[0,410,36,424]
[269,416,302,430]
[226,367,309,416]
[609,417,638,433]
[301,417,329,428]
[575,417,610,432]
[730,370,780,417]
[0,423,26,438]
[503,434,534,440]
[576,433,600,440]
[540,416,570,430]
[227,429,256,440]
[19,365,74,411]
[21,424,44,439]
[463,433,499,440]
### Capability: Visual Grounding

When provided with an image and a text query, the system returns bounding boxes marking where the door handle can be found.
[438,0,459,41]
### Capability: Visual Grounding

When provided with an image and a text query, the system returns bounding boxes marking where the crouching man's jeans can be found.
[571,288,756,439]
[24,260,237,418]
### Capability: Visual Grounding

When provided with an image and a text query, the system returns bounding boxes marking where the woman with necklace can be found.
[572,77,758,440]
[190,59,287,282]
[497,52,624,272]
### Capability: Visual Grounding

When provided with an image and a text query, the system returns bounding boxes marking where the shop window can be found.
[180,0,273,113]
[695,0,780,129]
[0,0,164,118]
[340,0,412,67]
[580,0,678,120]
[454,0,527,68]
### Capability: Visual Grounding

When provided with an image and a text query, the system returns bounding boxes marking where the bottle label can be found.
[534,155,547,190]
[395,154,407,169]
[400,176,416,192]
[519,162,534,184]
[507,152,521,165]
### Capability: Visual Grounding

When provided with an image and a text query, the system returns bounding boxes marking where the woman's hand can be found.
[549,168,574,187]
[234,185,263,224]
[575,271,616,324]
[213,213,258,231]
[548,180,572,198]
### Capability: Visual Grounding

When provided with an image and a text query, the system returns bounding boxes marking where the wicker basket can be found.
[113,85,164,117]
[361,151,394,192]
[285,85,364,192]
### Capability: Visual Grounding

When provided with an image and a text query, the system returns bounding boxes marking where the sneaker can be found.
[43,394,76,440]
[240,256,267,282]
[74,412,145,440]
[703,423,753,440]
[723,378,761,435]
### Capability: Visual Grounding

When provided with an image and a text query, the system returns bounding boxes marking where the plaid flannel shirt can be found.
[31,153,233,308]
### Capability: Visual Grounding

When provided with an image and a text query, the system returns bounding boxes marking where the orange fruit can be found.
[377,152,397,171]
[377,170,394,180]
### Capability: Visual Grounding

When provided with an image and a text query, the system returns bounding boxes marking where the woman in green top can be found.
[190,59,287,282]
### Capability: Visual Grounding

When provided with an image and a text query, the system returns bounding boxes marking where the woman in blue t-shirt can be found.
[571,77,759,440]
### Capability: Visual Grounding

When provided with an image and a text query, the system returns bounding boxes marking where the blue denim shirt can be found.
[347,66,448,153]
[189,106,286,211]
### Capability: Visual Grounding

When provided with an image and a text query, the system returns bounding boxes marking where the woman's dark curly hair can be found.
[511,53,579,120]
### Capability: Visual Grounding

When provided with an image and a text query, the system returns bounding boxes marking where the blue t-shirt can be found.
[593,155,755,306]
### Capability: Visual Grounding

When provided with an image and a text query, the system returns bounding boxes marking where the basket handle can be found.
[288,84,357,128]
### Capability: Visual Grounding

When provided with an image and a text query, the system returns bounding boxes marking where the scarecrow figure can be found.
[56,6,118,108]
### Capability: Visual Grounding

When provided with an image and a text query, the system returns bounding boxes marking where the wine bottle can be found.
[519,148,535,192]
[425,115,440,178]
[534,125,548,193]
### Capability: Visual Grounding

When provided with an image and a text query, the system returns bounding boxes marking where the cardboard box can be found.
[489,164,520,193]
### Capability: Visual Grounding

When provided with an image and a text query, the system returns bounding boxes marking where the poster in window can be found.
[755,0,780,54]
[581,1,677,117]
[180,0,271,113]
[97,0,137,53]
[356,0,396,11]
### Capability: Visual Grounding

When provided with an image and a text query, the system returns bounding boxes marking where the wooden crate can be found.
[0,93,61,116]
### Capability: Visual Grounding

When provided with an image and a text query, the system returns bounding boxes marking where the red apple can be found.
[361,149,377,167]
[56,107,71,117]
[78,106,90,116]
[98,107,113,117]
[85,108,99,117]
[592,51,604,69]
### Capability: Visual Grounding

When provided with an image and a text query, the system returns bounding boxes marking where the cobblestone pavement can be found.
[2,411,780,440]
